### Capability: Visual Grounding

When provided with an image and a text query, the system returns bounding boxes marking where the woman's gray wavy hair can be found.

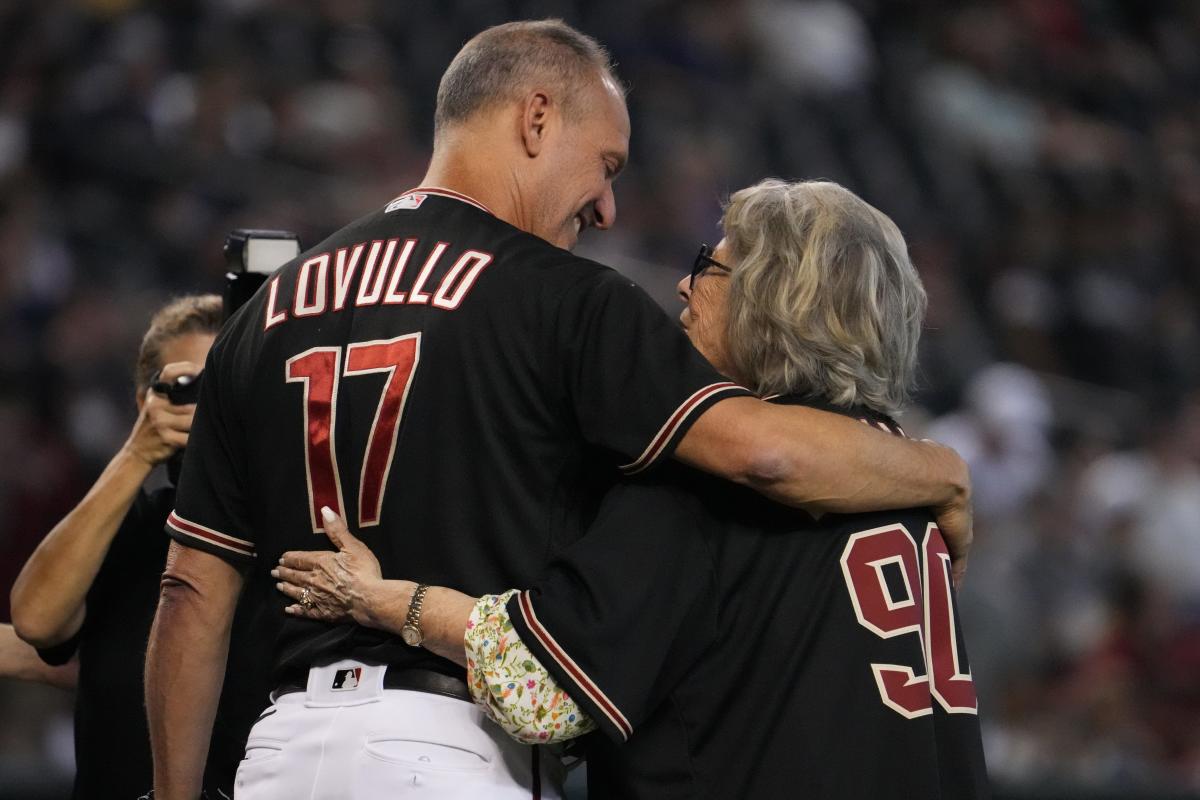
[722,179,926,416]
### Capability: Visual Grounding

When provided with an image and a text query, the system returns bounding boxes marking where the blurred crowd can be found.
[1,0,1199,795]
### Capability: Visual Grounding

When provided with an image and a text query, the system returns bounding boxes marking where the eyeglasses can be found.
[690,243,732,289]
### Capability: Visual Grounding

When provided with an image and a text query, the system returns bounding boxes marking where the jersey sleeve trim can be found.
[166,511,256,560]
[619,382,752,475]
[511,590,633,741]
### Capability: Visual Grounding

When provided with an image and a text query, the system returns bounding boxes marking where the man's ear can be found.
[520,91,553,157]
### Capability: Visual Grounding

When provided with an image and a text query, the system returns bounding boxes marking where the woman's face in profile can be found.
[677,239,737,381]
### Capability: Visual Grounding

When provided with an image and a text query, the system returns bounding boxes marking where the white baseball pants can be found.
[234,660,564,799]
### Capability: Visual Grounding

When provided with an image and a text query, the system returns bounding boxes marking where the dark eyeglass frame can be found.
[690,243,732,289]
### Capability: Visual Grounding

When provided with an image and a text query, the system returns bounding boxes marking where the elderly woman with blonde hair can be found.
[276,179,989,799]
[682,178,924,417]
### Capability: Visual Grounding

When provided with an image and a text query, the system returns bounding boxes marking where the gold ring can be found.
[300,587,314,609]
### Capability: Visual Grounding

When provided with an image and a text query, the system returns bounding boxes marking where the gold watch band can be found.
[402,583,430,646]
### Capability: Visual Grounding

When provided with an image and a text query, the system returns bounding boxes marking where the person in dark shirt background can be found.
[6,295,269,799]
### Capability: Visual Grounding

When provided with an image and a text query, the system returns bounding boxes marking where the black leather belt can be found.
[275,667,471,703]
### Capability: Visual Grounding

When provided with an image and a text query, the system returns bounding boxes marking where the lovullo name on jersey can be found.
[263,239,494,330]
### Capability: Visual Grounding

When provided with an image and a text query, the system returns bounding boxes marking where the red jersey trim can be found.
[402,186,495,216]
[166,511,256,559]
[619,382,746,475]
[517,591,633,740]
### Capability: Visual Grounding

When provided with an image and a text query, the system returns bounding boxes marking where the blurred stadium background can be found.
[1,0,1199,797]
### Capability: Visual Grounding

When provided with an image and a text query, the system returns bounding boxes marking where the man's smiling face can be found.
[531,72,629,250]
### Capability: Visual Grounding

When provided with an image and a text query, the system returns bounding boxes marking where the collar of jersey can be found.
[402,186,495,217]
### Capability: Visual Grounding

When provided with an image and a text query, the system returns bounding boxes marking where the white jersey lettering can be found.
[383,239,419,305]
[266,238,491,330]
[355,240,390,307]
[332,244,366,312]
[294,254,329,317]
[407,241,449,305]
[433,250,494,311]
[264,276,288,330]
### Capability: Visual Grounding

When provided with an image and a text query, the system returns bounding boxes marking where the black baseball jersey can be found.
[508,397,990,799]
[168,188,750,684]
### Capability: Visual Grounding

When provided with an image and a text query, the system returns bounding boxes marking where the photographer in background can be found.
[7,295,267,798]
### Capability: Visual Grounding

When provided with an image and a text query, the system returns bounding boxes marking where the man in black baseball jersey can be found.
[145,21,973,799]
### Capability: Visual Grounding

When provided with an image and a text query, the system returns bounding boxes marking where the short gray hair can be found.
[722,180,926,416]
[434,20,615,141]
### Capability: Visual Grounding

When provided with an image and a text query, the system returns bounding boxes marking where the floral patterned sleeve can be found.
[464,590,597,744]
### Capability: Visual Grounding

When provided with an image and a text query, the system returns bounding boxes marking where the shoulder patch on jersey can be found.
[385,193,426,213]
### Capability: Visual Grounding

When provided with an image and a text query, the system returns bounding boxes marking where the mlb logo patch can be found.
[331,667,363,691]
[386,193,426,213]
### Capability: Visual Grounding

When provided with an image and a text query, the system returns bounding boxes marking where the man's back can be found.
[509,398,989,798]
[169,189,748,682]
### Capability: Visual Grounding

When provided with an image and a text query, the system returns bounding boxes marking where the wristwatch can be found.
[400,584,430,647]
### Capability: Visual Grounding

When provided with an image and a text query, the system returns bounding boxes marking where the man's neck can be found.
[421,139,529,233]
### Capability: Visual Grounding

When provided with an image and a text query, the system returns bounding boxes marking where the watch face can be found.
[401,626,422,646]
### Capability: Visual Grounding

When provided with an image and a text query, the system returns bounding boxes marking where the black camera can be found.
[152,371,203,406]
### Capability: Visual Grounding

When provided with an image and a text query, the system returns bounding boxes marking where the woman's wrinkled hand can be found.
[272,507,384,626]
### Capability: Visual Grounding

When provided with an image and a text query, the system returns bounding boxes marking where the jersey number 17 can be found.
[285,334,421,532]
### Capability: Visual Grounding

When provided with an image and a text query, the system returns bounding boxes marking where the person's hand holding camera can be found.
[123,362,203,469]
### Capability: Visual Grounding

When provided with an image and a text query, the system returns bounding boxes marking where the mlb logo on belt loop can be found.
[331,667,362,691]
